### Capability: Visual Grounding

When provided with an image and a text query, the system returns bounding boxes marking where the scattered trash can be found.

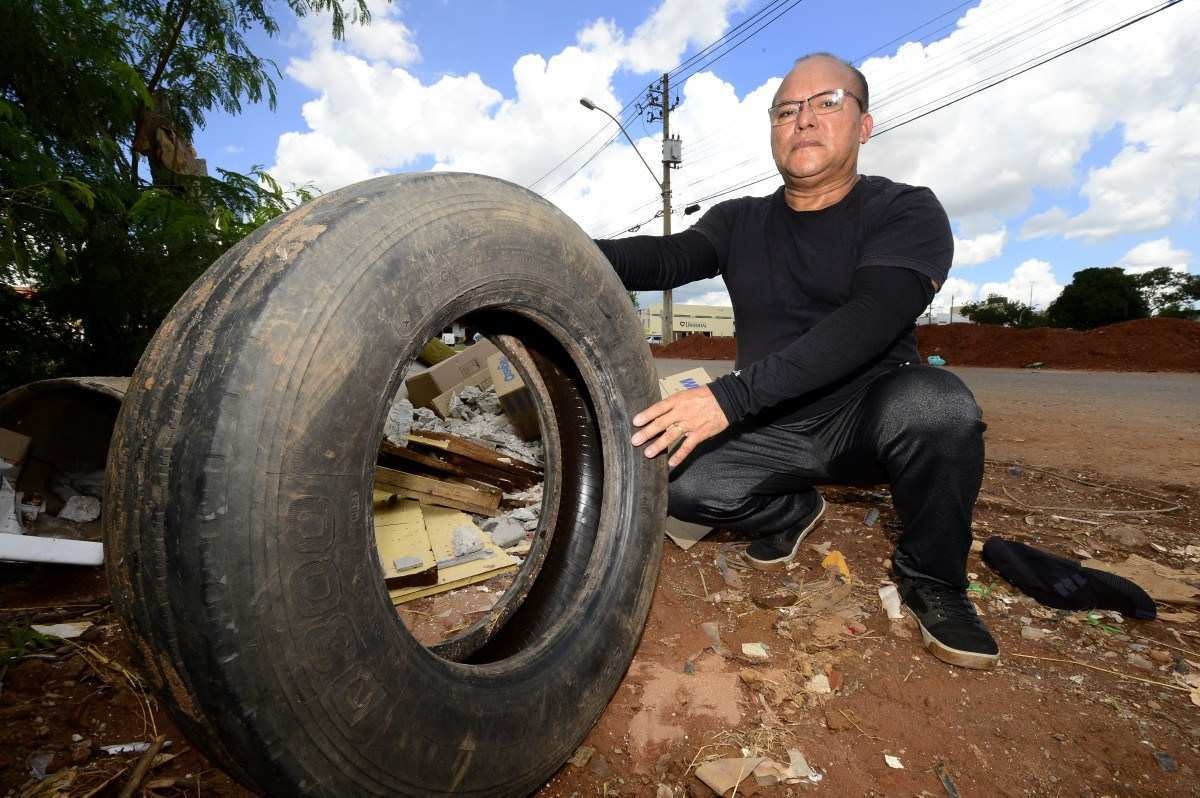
[480,516,525,548]
[863,507,880,527]
[19,492,43,524]
[1007,464,1024,479]
[1081,554,1200,606]
[695,757,764,795]
[752,751,823,786]
[884,754,904,769]
[804,673,832,695]
[28,751,54,779]
[821,550,851,583]
[926,354,946,366]
[935,761,962,798]
[809,540,832,557]
[1024,361,1044,369]
[100,741,165,755]
[741,642,770,662]
[700,621,730,657]
[58,494,101,523]
[568,746,594,767]
[783,749,823,784]
[1153,751,1178,773]
[1020,626,1052,641]
[878,583,903,620]
[715,545,745,589]
[30,622,92,639]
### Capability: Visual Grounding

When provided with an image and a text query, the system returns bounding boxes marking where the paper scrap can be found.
[884,754,904,769]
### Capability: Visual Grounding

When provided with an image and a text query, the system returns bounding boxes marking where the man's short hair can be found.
[792,52,869,113]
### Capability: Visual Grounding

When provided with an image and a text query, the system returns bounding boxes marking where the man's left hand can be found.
[630,386,729,468]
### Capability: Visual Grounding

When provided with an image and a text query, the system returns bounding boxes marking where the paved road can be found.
[653,359,1200,487]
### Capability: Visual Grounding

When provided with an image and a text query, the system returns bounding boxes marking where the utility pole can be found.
[660,72,674,345]
[642,73,681,344]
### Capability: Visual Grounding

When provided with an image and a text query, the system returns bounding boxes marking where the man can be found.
[595,53,998,670]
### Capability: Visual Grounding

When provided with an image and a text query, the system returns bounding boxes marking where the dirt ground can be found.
[3,400,1200,796]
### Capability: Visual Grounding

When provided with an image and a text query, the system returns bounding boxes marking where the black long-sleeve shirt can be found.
[595,176,954,425]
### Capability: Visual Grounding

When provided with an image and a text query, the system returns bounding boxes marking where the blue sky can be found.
[194,0,1200,313]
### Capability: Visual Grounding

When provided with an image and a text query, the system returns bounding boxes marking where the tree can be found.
[1046,267,1149,329]
[958,294,1045,327]
[0,0,367,392]
[1131,267,1200,318]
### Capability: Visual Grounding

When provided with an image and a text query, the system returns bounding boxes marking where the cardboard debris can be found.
[0,427,32,477]
[430,369,492,419]
[373,495,437,589]
[374,465,502,516]
[1082,554,1200,605]
[659,367,712,399]
[405,338,498,409]
[695,756,765,795]
[486,352,539,441]
[665,516,712,550]
[388,505,517,604]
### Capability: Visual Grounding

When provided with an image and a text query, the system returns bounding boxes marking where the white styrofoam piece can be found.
[0,533,103,565]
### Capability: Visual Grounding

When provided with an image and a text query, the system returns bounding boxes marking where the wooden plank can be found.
[372,495,437,589]
[389,506,518,604]
[374,466,501,516]
[408,430,541,478]
[406,431,541,491]
[379,438,470,479]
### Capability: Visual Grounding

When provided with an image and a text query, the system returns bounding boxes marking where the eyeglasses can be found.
[768,89,863,126]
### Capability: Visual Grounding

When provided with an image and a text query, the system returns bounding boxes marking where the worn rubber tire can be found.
[103,172,666,796]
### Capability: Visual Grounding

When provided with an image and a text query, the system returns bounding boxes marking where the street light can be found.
[580,96,675,345]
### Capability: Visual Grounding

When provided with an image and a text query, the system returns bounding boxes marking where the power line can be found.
[671,0,809,86]
[601,0,1183,233]
[528,0,802,194]
[852,0,979,63]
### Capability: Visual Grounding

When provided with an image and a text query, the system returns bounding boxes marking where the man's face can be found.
[770,58,873,186]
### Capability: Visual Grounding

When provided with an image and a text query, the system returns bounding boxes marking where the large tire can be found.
[103,173,666,796]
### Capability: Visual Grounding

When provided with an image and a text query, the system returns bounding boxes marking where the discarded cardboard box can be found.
[405,338,498,409]
[659,367,712,399]
[430,368,493,419]
[486,352,540,441]
[0,427,32,477]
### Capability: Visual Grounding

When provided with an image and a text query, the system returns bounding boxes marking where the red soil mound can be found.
[916,318,1200,371]
[650,318,1200,371]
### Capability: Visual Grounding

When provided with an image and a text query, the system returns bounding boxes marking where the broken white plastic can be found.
[878,583,904,620]
[0,532,103,566]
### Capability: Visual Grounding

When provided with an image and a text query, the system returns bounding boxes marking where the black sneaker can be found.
[898,577,1000,670]
[744,495,826,571]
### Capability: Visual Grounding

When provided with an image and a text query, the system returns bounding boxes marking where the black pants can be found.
[668,365,985,589]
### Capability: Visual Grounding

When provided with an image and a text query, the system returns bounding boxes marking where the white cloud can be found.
[268,0,747,200]
[1116,237,1191,274]
[266,0,1200,268]
[858,0,1200,235]
[621,0,749,74]
[1021,96,1200,241]
[690,290,733,307]
[979,258,1064,308]
[931,276,978,313]
[953,228,1006,267]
